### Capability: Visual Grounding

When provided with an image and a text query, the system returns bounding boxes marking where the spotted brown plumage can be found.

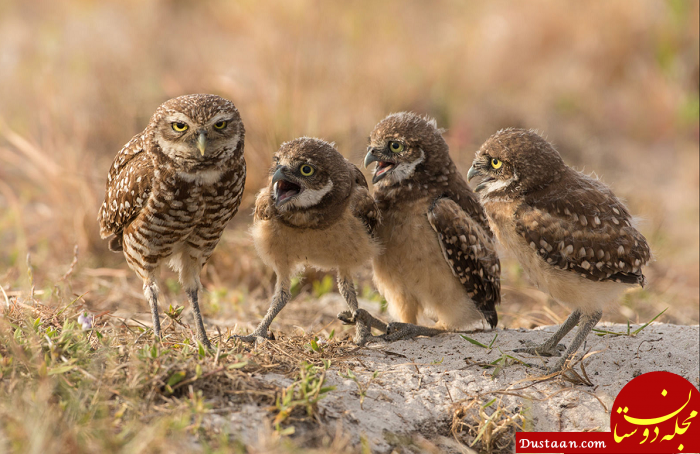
[428,198,500,327]
[468,127,651,373]
[515,192,650,285]
[98,94,246,348]
[364,112,501,341]
[238,137,384,346]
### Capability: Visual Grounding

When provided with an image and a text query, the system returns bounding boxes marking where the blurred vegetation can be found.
[0,0,697,327]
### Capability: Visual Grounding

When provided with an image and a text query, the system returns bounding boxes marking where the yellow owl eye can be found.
[300,164,314,176]
[214,121,227,130]
[491,158,503,169]
[172,122,188,132]
[389,141,404,153]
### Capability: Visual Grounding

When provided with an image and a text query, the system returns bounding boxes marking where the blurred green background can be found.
[0,0,698,331]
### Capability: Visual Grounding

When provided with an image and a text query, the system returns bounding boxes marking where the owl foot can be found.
[231,331,274,346]
[337,310,356,325]
[382,322,445,342]
[338,309,388,346]
[338,309,387,330]
[513,340,566,357]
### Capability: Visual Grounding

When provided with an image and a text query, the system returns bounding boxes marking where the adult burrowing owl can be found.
[468,128,651,373]
[98,94,246,348]
[237,137,383,346]
[364,112,500,340]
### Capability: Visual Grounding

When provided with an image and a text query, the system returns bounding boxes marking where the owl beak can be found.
[271,166,287,186]
[364,149,380,168]
[197,131,207,156]
[272,166,302,207]
[467,165,482,182]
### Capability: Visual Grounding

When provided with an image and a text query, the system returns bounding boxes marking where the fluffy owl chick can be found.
[98,94,246,348]
[364,113,500,341]
[468,128,651,372]
[237,137,383,346]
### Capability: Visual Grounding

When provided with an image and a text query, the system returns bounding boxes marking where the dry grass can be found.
[0,0,698,451]
[0,292,366,453]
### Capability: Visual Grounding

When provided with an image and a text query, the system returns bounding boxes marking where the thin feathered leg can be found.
[143,278,161,341]
[180,261,211,348]
[234,275,291,345]
[547,310,602,373]
[336,275,387,345]
[187,288,211,348]
[514,310,580,357]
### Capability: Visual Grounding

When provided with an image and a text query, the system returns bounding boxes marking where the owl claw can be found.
[514,340,566,357]
[383,322,445,341]
[337,310,356,325]
[230,331,273,346]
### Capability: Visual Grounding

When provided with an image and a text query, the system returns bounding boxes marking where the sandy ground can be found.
[201,294,699,453]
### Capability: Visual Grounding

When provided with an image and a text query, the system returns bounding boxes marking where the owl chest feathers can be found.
[150,158,244,224]
[252,207,379,276]
[373,197,482,325]
[121,158,245,273]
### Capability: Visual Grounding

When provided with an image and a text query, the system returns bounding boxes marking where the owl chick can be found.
[468,128,651,373]
[364,113,501,341]
[98,94,246,348]
[236,137,384,345]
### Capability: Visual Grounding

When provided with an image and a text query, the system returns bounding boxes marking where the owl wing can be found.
[98,135,153,246]
[516,177,651,285]
[349,163,381,236]
[427,197,501,327]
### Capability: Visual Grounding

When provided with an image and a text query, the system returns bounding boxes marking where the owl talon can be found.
[383,322,444,341]
[514,340,566,357]
[337,310,356,325]
[231,332,272,346]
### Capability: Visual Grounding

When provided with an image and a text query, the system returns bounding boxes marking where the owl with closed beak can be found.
[468,128,651,373]
[98,94,246,348]
[235,137,385,345]
[364,112,501,340]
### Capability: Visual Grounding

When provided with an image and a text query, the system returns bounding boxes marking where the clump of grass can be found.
[0,286,360,453]
[451,396,523,453]
[273,360,335,434]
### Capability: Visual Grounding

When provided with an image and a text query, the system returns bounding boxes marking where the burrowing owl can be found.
[468,128,651,373]
[236,137,384,346]
[98,94,246,348]
[364,112,501,341]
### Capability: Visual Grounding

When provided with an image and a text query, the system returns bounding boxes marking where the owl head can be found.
[364,112,450,187]
[269,137,353,214]
[468,128,566,199]
[150,94,244,166]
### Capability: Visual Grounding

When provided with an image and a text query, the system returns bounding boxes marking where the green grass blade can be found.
[460,334,488,348]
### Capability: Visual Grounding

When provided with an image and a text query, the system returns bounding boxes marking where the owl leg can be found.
[514,310,580,357]
[547,310,602,374]
[335,275,387,346]
[233,275,291,345]
[179,259,211,349]
[383,322,445,341]
[143,278,162,341]
[186,288,211,349]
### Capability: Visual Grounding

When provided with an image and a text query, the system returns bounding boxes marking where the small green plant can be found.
[273,361,335,432]
[339,368,380,410]
[460,332,498,350]
[485,348,531,378]
[165,304,184,320]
